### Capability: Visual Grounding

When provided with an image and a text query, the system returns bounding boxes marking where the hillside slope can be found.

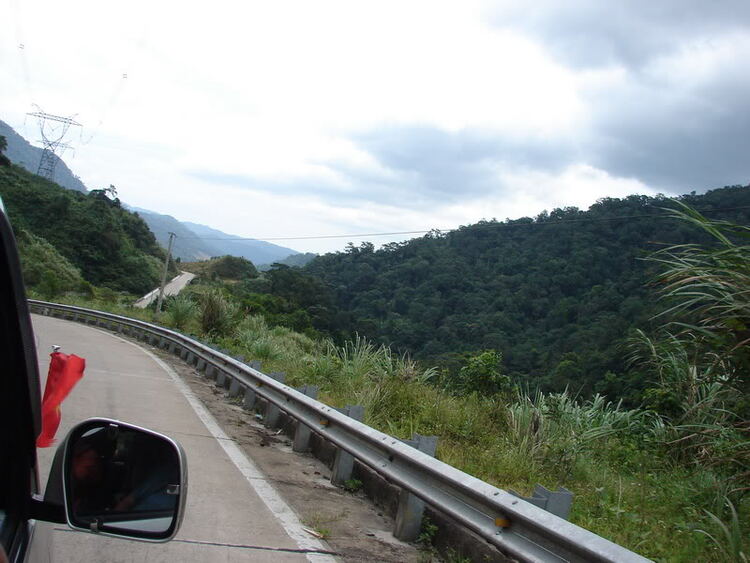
[0,164,170,294]
[306,185,750,395]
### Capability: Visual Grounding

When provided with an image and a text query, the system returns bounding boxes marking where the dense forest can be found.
[305,185,750,400]
[0,158,173,295]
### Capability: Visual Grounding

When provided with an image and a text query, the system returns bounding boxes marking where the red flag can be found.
[36,351,86,448]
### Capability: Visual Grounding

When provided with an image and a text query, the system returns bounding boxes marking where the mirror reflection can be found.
[67,422,181,537]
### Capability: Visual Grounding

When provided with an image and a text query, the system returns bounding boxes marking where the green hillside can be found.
[0,163,172,295]
[306,185,750,398]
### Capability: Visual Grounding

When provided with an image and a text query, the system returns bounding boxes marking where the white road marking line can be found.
[92,326,338,563]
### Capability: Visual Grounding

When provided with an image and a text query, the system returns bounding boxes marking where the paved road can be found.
[33,314,335,562]
[134,271,196,308]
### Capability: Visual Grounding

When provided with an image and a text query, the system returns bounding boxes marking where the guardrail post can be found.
[263,372,286,428]
[394,434,439,541]
[508,485,574,520]
[331,405,364,486]
[216,368,228,388]
[196,358,206,372]
[292,385,319,452]
[226,356,245,397]
[228,377,243,397]
[242,385,256,410]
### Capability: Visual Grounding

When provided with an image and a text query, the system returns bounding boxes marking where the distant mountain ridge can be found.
[182,221,298,265]
[1,119,302,265]
[126,208,220,261]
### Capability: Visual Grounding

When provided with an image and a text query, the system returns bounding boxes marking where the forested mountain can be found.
[0,163,171,294]
[306,185,750,397]
[0,119,88,193]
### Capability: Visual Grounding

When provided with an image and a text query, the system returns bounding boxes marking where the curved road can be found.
[33,314,336,562]
[134,271,196,309]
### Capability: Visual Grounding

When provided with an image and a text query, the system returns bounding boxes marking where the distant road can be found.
[134,271,196,308]
[33,314,335,562]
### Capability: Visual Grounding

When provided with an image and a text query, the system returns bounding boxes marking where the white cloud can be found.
[1,0,748,254]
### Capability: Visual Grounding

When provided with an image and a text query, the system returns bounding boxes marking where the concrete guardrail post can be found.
[263,372,286,428]
[226,356,245,397]
[393,434,439,541]
[292,385,319,452]
[242,384,257,410]
[196,358,206,372]
[205,363,216,379]
[331,405,365,486]
[215,365,228,388]
[241,361,262,409]
[228,376,243,398]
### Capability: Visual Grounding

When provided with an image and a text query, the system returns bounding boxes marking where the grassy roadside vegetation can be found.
[26,209,748,562]
[32,304,747,559]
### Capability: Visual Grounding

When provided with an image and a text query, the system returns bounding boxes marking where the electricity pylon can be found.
[27,105,81,181]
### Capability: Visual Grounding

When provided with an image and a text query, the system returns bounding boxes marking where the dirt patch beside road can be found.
[154,347,426,563]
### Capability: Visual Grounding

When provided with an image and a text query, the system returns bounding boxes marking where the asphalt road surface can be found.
[133,271,196,308]
[32,314,336,562]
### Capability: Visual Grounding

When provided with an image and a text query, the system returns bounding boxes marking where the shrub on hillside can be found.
[199,289,239,336]
[208,255,258,279]
[165,295,198,330]
[16,229,87,297]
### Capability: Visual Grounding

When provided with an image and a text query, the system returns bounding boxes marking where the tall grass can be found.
[165,295,197,330]
[49,292,748,560]
[199,289,238,336]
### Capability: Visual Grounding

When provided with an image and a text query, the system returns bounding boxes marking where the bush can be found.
[448,350,510,395]
[165,296,197,330]
[199,289,238,336]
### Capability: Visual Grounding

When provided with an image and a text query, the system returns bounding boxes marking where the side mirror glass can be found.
[63,418,187,541]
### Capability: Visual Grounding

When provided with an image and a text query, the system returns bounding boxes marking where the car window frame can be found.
[0,203,43,561]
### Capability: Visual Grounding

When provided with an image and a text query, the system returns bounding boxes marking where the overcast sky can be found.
[2,0,749,253]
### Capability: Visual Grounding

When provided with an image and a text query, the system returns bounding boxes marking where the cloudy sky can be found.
[2,0,749,253]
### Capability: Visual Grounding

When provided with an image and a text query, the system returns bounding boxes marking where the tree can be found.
[448,350,510,396]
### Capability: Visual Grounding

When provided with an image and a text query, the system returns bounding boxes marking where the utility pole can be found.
[27,105,81,181]
[155,232,176,315]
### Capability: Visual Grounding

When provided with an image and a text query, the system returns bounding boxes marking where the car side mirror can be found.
[52,418,187,541]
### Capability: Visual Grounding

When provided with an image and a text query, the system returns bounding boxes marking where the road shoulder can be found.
[150,345,424,563]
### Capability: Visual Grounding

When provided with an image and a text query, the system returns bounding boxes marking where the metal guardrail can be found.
[30,300,652,563]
